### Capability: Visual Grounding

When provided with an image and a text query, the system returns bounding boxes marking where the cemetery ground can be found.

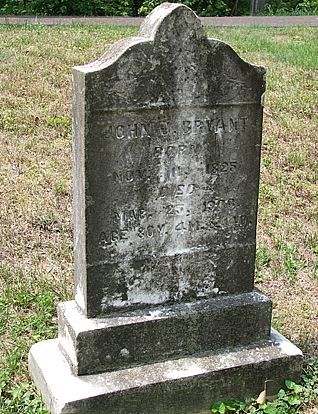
[0,23,317,413]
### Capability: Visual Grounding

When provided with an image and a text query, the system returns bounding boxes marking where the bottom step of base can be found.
[29,328,302,414]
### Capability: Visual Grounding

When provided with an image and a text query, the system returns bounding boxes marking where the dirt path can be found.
[0,15,317,26]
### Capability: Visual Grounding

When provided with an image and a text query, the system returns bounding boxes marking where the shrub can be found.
[0,0,250,16]
[263,0,318,14]
[0,0,135,16]
[138,0,248,16]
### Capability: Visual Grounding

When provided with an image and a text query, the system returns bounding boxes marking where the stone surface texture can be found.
[73,2,265,317]
[29,329,302,414]
[29,4,303,413]
[58,290,272,375]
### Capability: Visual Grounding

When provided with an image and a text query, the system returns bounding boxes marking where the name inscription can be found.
[105,115,248,140]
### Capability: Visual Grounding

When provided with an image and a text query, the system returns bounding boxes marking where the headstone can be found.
[29,4,302,413]
[73,4,265,318]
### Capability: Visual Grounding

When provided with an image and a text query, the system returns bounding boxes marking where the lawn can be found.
[0,23,317,413]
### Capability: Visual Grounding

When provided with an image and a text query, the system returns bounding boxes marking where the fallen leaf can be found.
[256,389,266,405]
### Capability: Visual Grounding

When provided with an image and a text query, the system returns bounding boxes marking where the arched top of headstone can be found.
[139,2,205,41]
[74,2,265,111]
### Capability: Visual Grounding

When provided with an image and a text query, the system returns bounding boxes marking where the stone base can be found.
[29,329,302,414]
[58,290,272,375]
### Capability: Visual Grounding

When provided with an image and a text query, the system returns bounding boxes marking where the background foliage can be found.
[263,0,318,14]
[0,0,317,16]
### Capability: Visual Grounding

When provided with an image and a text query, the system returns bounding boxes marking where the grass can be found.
[0,23,317,413]
[211,362,318,413]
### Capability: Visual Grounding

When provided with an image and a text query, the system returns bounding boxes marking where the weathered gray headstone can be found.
[29,4,302,414]
[73,3,264,318]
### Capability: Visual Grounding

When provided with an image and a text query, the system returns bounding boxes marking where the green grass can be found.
[211,361,318,413]
[0,24,317,413]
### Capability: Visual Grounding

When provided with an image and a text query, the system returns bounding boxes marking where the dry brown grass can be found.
[0,23,317,413]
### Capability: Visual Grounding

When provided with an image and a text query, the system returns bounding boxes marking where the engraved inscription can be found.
[203,198,236,211]
[104,114,248,141]
[112,169,151,184]
[166,204,191,217]
[206,161,237,175]
[113,208,148,223]
[98,213,253,248]
[93,104,258,255]
[182,116,248,135]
